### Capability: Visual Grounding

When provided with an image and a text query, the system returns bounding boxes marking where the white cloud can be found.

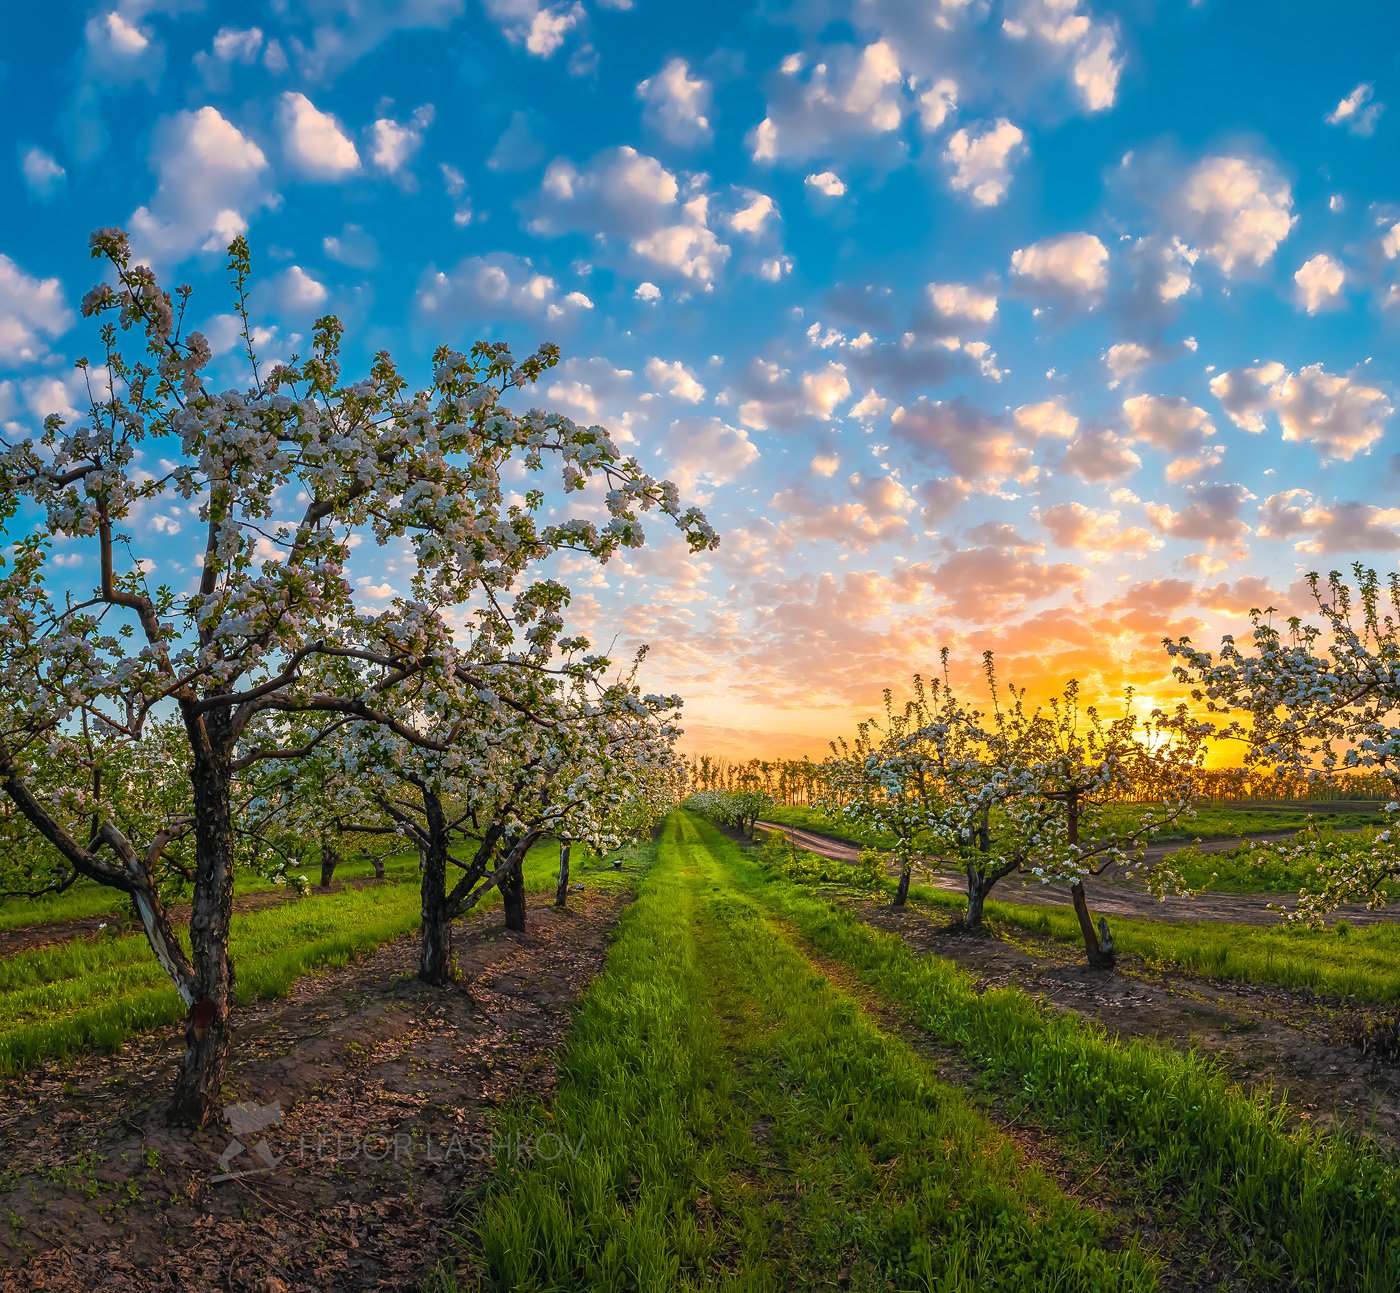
[915,78,958,132]
[1259,491,1400,554]
[0,255,74,364]
[645,357,705,402]
[664,417,758,489]
[1103,341,1152,385]
[1210,361,1391,461]
[127,107,271,263]
[748,41,906,164]
[532,147,730,285]
[1039,502,1162,561]
[1293,254,1346,313]
[1326,83,1383,136]
[634,281,661,302]
[804,170,847,197]
[891,398,1036,485]
[1179,154,1295,274]
[927,281,997,326]
[729,190,778,235]
[369,106,433,174]
[944,119,1026,206]
[1122,394,1215,452]
[1010,231,1108,302]
[416,253,594,327]
[482,0,583,57]
[20,148,65,198]
[637,58,712,145]
[279,92,360,179]
[272,265,329,312]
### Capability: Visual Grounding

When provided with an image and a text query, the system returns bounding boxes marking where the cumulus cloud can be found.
[1258,490,1400,553]
[664,416,758,489]
[369,105,433,175]
[1209,361,1391,461]
[482,0,584,57]
[749,41,907,164]
[1055,427,1142,482]
[1102,341,1152,385]
[944,118,1026,206]
[0,255,74,364]
[1038,501,1163,561]
[271,265,329,313]
[770,473,914,551]
[127,106,272,263]
[415,252,594,327]
[734,358,851,430]
[805,170,847,197]
[891,397,1036,486]
[1010,231,1108,304]
[637,58,712,145]
[530,145,730,285]
[1145,482,1252,547]
[927,281,997,326]
[280,92,360,178]
[1293,254,1346,313]
[1121,394,1215,452]
[1001,0,1123,112]
[1326,83,1382,136]
[21,148,65,199]
[1179,154,1296,274]
[645,357,706,402]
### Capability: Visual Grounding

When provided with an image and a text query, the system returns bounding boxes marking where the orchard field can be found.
[4,801,1400,1290]
[5,90,1400,1293]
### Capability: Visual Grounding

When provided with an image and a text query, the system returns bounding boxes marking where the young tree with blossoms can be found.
[0,229,715,1123]
[1168,564,1400,922]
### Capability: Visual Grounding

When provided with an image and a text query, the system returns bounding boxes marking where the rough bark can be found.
[964,870,988,928]
[419,823,452,985]
[501,855,527,932]
[318,837,341,890]
[893,853,912,907]
[371,854,385,880]
[170,731,237,1126]
[554,840,571,908]
[1070,880,1115,968]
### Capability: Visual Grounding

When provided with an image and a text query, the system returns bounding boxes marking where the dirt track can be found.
[755,820,1397,928]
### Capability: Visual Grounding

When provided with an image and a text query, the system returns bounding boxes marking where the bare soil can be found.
[0,885,629,1292]
[847,895,1400,1150]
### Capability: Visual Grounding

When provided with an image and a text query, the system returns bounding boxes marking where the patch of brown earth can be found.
[0,886,628,1293]
[849,896,1400,1149]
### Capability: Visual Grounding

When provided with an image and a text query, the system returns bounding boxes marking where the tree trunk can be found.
[555,840,571,908]
[964,869,988,928]
[419,829,452,985]
[371,854,385,880]
[501,856,527,932]
[1070,880,1115,969]
[170,737,237,1127]
[318,838,341,891]
[893,854,912,907]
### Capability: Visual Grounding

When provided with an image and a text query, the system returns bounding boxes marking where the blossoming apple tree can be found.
[1168,564,1400,922]
[0,229,715,1123]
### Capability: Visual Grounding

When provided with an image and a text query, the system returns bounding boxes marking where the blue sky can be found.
[4,0,1400,757]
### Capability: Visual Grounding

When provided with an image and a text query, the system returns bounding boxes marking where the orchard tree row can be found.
[690,567,1400,965]
[0,230,712,1125]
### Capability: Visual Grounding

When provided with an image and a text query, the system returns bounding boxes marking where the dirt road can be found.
[755,820,1395,928]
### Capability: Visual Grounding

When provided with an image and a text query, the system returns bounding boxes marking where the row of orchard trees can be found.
[769,655,1210,967]
[0,231,709,1125]
[699,567,1400,966]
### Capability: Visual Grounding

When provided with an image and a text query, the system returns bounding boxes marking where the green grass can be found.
[716,816,1400,1291]
[442,812,1156,1292]
[0,837,624,1075]
[761,801,1384,853]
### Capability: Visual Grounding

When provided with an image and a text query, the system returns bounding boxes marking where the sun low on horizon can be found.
[4,0,1399,762]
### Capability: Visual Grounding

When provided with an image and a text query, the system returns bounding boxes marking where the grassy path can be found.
[449,812,1156,1291]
